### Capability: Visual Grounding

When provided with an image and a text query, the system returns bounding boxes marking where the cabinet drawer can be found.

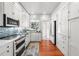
[0,48,13,56]
[0,47,13,56]
[0,42,13,56]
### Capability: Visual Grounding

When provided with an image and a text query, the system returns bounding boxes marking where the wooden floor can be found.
[39,40,64,56]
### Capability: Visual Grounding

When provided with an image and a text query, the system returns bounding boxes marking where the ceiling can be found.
[20,2,60,15]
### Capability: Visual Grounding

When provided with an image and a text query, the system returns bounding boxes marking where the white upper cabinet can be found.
[14,3,22,20]
[0,3,3,26]
[4,2,23,20]
[20,8,29,28]
[20,8,26,27]
[0,2,29,27]
[69,2,79,19]
[4,2,22,20]
[4,2,15,19]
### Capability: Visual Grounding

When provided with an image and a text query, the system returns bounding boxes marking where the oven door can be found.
[13,36,26,56]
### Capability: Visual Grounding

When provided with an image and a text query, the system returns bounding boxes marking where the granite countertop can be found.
[0,34,25,47]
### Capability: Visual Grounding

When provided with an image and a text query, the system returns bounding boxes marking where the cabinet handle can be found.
[7,50,9,52]
[7,46,9,48]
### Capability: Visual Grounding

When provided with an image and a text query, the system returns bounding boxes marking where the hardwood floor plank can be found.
[39,40,64,56]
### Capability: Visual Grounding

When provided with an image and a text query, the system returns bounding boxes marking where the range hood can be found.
[3,14,19,27]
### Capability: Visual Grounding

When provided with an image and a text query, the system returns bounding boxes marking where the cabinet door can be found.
[69,18,79,56]
[14,3,22,20]
[69,2,79,19]
[20,8,26,27]
[4,2,15,18]
[0,3,3,26]
[30,33,35,41]
[0,41,13,56]
[6,42,13,56]
[38,33,41,41]
[31,33,41,41]
[25,35,30,47]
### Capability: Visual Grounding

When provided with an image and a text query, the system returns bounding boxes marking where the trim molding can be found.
[19,2,31,16]
[68,16,79,21]
[30,41,40,43]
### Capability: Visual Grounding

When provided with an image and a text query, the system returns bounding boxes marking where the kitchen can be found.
[0,2,79,56]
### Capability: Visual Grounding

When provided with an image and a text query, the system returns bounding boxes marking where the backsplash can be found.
[0,27,18,38]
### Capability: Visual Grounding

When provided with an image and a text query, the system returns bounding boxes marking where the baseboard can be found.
[56,45,64,56]
[30,41,40,43]
[49,40,54,44]
[26,42,31,49]
[49,40,64,56]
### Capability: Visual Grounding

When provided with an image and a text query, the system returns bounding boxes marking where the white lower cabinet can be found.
[30,32,41,41]
[25,33,30,48]
[0,41,13,56]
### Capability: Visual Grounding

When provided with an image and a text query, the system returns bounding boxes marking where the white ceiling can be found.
[20,2,60,15]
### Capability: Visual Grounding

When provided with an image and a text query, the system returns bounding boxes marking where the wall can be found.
[40,15,51,40]
[50,3,69,55]
[50,14,57,43]
[30,14,51,40]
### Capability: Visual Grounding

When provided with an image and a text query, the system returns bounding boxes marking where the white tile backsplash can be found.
[0,27,18,38]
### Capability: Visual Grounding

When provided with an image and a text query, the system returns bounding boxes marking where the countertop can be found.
[0,34,25,47]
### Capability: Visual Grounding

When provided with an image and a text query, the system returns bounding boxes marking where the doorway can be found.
[41,21,50,40]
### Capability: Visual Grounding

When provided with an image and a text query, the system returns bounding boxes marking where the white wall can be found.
[40,15,51,40]
[50,3,69,55]
[50,14,57,43]
[30,14,51,40]
[41,21,50,40]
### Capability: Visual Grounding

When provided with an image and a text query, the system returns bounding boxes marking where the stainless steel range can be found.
[13,35,26,56]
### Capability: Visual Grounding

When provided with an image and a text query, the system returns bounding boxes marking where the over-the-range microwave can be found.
[2,14,19,27]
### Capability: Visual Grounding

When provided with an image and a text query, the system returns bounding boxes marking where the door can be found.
[69,18,79,56]
[41,21,50,40]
